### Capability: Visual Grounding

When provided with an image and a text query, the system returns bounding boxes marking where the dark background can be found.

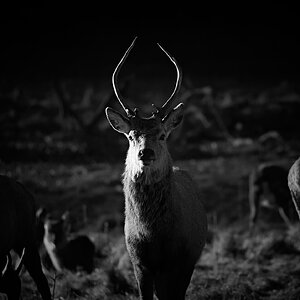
[1,5,299,83]
[0,5,300,163]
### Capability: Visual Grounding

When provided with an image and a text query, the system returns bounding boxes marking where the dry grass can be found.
[2,155,300,299]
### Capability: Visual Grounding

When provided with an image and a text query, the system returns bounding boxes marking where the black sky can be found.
[0,5,299,83]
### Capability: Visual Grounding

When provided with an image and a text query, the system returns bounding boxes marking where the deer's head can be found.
[43,211,70,247]
[105,38,184,182]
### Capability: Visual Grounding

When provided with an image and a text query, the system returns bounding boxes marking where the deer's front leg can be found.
[249,184,261,231]
[133,264,154,300]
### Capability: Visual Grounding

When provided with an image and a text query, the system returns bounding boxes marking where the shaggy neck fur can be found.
[123,155,173,229]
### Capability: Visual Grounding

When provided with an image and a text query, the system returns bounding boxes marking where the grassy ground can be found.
[1,77,300,299]
[2,153,300,300]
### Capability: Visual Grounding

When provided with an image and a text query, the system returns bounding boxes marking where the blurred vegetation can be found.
[1,75,300,299]
[1,76,300,164]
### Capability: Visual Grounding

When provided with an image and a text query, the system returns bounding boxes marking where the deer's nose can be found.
[138,149,155,163]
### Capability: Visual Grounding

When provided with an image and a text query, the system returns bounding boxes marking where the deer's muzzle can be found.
[138,149,155,165]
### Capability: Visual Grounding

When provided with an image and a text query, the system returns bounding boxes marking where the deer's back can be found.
[253,164,288,188]
[288,158,300,196]
[250,164,291,207]
[56,235,95,273]
[0,175,36,255]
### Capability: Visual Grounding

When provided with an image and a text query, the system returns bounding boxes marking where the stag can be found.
[105,37,208,300]
[288,157,300,220]
[0,175,51,300]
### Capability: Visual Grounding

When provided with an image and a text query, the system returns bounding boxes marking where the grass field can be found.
[2,152,300,299]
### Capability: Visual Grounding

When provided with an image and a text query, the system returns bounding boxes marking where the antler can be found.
[15,248,25,274]
[1,254,11,276]
[153,43,182,119]
[112,38,182,119]
[112,36,137,117]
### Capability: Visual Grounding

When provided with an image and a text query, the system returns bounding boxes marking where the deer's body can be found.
[248,163,296,229]
[124,167,206,299]
[288,157,300,220]
[106,37,207,300]
[0,175,51,300]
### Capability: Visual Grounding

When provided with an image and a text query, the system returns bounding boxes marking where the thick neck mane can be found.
[122,165,173,228]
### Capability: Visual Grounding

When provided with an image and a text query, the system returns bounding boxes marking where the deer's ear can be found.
[162,103,184,134]
[105,107,131,134]
[61,211,71,235]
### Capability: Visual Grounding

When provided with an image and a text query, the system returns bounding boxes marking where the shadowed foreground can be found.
[2,154,300,299]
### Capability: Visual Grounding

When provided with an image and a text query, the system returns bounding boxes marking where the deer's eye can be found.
[159,134,166,141]
[128,135,134,141]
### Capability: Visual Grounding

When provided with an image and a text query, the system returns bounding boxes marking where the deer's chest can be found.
[123,180,176,267]
[125,227,175,271]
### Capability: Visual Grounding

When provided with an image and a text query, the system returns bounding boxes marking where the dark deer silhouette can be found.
[0,248,25,300]
[249,163,296,230]
[0,175,51,300]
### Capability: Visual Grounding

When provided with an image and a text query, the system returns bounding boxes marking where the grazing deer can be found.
[0,249,25,300]
[105,37,208,300]
[288,157,300,220]
[0,175,51,300]
[248,162,296,230]
[43,212,95,273]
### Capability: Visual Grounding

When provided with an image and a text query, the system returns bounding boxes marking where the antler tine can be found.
[2,254,10,276]
[155,43,182,118]
[15,248,25,274]
[112,36,137,117]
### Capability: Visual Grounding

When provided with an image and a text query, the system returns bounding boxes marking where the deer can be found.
[288,157,300,221]
[0,248,25,300]
[42,212,95,273]
[105,37,208,300]
[0,175,51,300]
[248,162,297,231]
